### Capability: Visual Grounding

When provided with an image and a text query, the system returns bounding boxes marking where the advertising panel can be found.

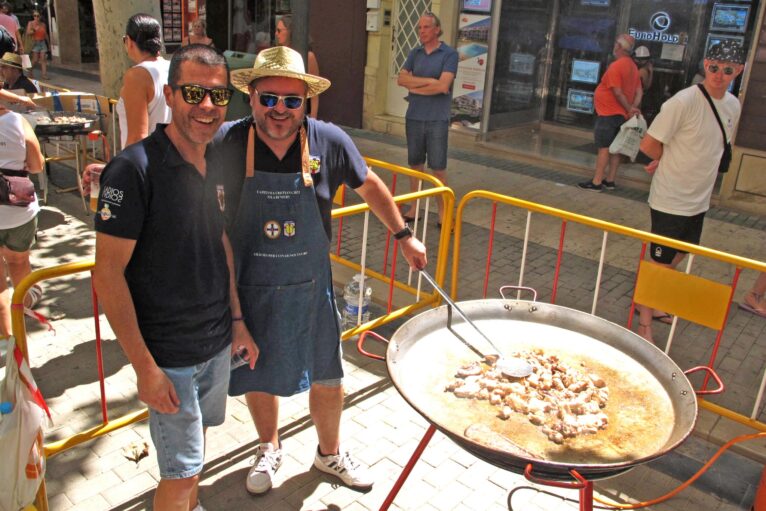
[451,13,491,129]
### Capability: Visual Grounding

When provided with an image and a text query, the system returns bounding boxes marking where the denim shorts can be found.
[149,345,230,479]
[0,216,37,252]
[593,115,625,148]
[406,119,449,170]
[649,209,706,264]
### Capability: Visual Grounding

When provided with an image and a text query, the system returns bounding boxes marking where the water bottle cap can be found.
[0,401,12,414]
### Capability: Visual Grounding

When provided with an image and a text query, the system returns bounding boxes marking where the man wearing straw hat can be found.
[212,45,427,494]
[0,52,37,94]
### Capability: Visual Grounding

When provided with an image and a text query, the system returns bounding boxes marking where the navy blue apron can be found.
[229,125,343,397]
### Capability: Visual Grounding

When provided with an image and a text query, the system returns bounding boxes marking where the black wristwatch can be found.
[393,223,413,240]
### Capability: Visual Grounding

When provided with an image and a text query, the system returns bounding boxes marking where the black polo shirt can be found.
[94,125,231,367]
[209,117,368,240]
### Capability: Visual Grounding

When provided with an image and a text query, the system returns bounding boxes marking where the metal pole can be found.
[290,0,309,65]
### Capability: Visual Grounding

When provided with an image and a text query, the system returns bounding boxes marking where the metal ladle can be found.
[420,270,533,378]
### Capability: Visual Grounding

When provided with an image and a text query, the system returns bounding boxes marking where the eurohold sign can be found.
[629,11,686,44]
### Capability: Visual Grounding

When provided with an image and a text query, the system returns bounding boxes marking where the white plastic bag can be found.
[0,340,51,511]
[608,115,647,161]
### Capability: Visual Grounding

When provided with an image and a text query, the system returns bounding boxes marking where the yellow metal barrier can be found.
[452,190,766,433]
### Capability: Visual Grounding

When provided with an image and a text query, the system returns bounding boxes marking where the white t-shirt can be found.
[0,111,39,229]
[647,84,741,216]
[116,58,172,150]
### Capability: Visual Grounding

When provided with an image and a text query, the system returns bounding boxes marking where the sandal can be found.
[739,292,766,318]
[400,205,416,223]
[24,284,43,309]
[632,308,673,325]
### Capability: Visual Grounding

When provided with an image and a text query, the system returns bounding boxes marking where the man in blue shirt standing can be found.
[398,11,458,228]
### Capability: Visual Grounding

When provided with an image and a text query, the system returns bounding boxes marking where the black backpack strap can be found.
[697,83,728,146]
[0,168,30,178]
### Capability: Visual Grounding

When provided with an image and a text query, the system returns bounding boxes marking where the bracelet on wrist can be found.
[232,316,244,322]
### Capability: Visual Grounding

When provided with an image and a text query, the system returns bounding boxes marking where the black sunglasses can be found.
[175,84,233,106]
[254,89,304,109]
[707,63,736,75]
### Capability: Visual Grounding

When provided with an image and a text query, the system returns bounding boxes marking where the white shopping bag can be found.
[0,340,51,511]
[608,115,647,161]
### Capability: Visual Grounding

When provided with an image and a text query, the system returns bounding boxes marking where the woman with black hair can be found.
[115,13,172,149]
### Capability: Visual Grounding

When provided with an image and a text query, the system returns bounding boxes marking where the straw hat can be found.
[230,46,330,98]
[0,52,24,69]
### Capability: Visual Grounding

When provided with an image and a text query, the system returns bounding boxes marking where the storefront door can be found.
[488,0,557,130]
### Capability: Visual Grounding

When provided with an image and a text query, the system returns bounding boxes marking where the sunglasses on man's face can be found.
[254,90,305,109]
[707,63,737,75]
[176,84,233,106]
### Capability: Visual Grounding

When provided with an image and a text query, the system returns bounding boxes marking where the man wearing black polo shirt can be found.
[92,45,257,511]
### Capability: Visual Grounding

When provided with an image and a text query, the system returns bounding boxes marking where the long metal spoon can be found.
[420,270,533,378]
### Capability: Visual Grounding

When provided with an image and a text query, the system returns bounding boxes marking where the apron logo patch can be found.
[283,221,296,237]
[654,246,663,258]
[309,156,321,174]
[99,204,112,221]
[216,184,225,212]
[264,220,281,239]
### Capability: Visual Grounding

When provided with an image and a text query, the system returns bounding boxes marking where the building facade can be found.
[364,0,766,215]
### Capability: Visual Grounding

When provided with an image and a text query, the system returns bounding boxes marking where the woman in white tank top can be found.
[116,13,172,150]
[0,107,45,339]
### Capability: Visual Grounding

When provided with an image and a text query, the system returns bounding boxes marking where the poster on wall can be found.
[709,4,750,33]
[567,89,594,114]
[451,14,491,129]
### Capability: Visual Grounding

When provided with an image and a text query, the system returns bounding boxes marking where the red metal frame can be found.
[524,465,594,511]
[90,277,108,423]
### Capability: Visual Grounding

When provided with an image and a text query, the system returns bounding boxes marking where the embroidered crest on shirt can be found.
[283,221,296,237]
[216,185,225,212]
[264,220,281,239]
[99,204,112,221]
[309,156,321,174]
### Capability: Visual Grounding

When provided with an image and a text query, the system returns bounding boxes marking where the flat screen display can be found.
[571,59,600,84]
[581,0,610,6]
[462,0,492,13]
[567,89,594,114]
[709,3,750,33]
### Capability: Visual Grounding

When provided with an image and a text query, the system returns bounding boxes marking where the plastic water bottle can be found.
[342,274,372,329]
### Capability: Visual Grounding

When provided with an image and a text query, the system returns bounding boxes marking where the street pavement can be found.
[11,64,766,510]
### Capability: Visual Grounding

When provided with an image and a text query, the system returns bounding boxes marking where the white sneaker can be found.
[313,447,373,490]
[246,442,283,494]
[191,503,206,511]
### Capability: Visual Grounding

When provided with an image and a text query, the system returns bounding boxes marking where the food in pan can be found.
[36,115,91,125]
[445,350,609,444]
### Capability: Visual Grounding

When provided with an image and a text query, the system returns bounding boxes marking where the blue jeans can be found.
[149,345,230,479]
[406,119,449,170]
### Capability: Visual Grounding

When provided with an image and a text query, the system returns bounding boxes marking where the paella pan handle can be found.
[499,285,538,302]
[522,464,588,489]
[357,330,388,362]
[683,366,725,395]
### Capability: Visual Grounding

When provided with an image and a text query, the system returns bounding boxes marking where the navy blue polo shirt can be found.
[94,124,232,367]
[209,117,368,240]
[402,42,459,121]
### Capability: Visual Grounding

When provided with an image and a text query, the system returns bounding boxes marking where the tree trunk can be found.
[91,0,162,99]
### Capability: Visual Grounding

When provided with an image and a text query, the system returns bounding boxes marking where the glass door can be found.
[488,0,557,129]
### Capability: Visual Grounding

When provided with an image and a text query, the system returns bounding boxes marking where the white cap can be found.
[634,46,650,58]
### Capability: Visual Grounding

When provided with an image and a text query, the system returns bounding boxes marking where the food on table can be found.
[445,350,609,444]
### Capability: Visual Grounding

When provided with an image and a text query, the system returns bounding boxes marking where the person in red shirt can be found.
[578,34,642,192]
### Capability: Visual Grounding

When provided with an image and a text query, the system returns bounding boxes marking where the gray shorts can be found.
[406,119,449,170]
[0,216,37,252]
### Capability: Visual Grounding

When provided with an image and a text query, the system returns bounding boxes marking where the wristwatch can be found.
[393,223,413,240]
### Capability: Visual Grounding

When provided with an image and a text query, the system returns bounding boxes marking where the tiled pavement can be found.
[10,67,766,510]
